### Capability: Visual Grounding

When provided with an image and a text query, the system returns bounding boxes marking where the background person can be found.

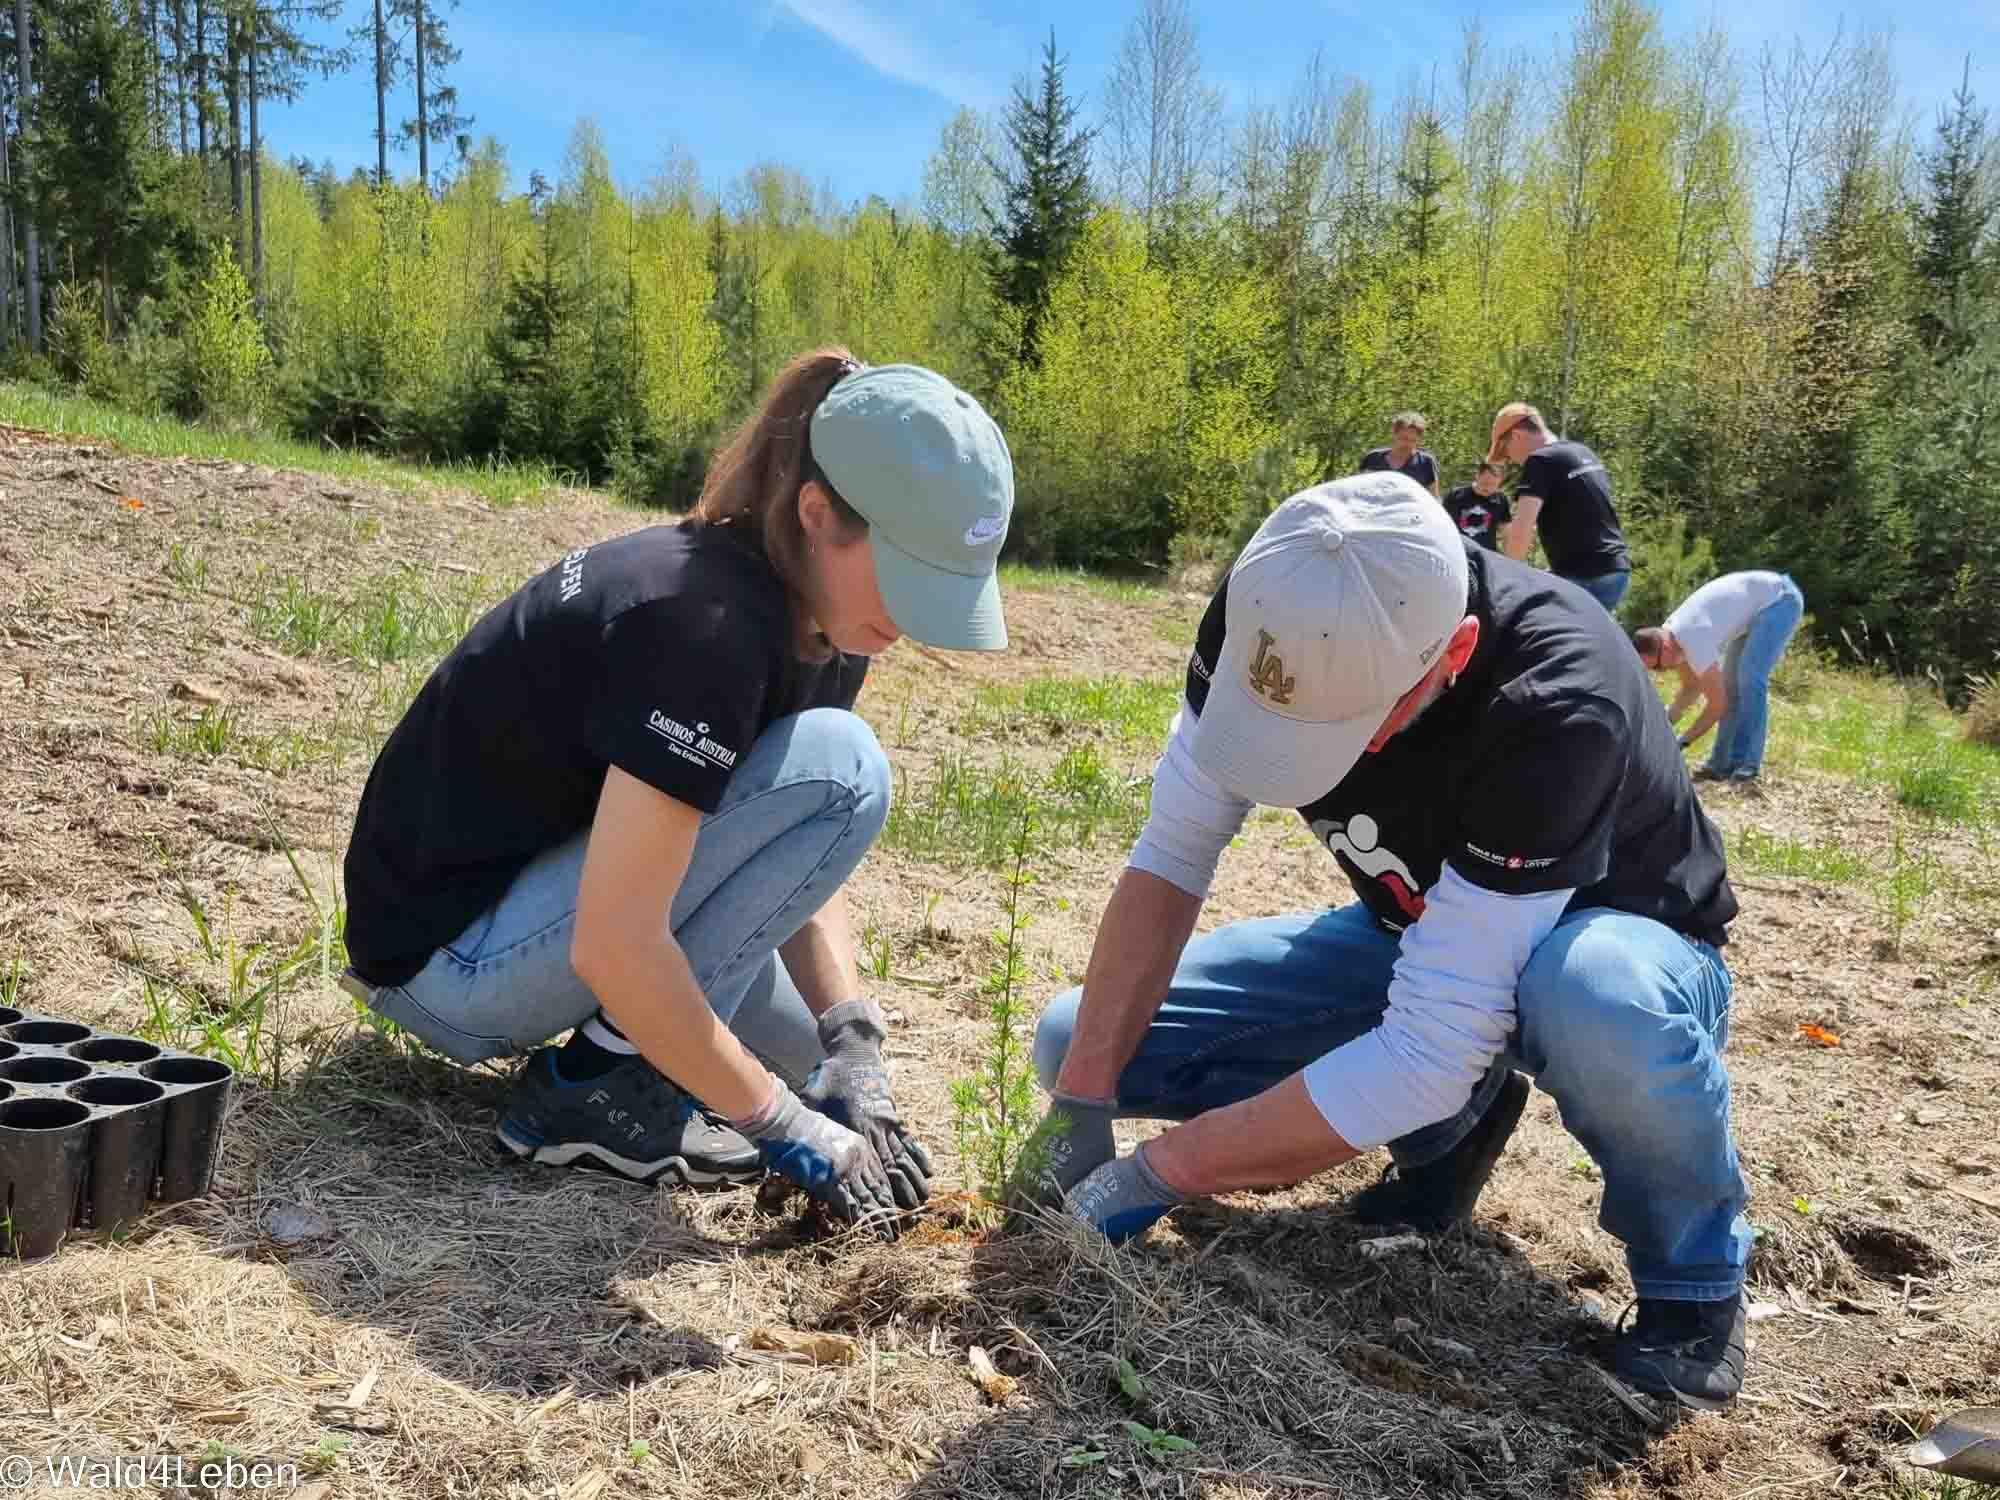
[1354,411,1442,498]
[1017,472,1749,1406]
[339,350,1015,1234]
[1633,571,1806,785]
[1488,403,1631,611]
[1441,461,1512,551]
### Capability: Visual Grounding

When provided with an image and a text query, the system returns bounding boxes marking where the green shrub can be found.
[1618,511,1717,629]
[178,244,273,426]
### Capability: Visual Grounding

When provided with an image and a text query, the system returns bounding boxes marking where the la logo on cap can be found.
[1248,629,1295,705]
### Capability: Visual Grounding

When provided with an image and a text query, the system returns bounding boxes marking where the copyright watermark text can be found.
[1,1454,303,1491]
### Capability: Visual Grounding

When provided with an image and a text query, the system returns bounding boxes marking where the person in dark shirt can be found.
[1440,461,1512,550]
[1487,402,1632,612]
[340,349,1016,1235]
[1354,411,1441,497]
[1016,472,1750,1406]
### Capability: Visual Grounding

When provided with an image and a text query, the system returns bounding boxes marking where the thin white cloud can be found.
[775,0,1004,108]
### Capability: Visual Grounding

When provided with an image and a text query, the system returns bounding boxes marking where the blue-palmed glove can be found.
[800,999,934,1211]
[732,1077,899,1237]
[1064,1144,1189,1245]
[1006,1092,1117,1214]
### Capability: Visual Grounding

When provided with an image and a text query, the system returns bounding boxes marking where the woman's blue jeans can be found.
[1033,902,1751,1302]
[1707,576,1806,777]
[359,708,889,1088]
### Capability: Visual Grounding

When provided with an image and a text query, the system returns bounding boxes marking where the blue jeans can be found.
[360,708,889,1088]
[1566,568,1631,613]
[1707,576,1805,777]
[1033,902,1750,1301]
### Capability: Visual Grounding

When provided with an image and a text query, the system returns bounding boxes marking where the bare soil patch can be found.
[2,428,1996,1498]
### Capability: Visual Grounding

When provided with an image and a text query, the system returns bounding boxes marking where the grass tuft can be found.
[966,674,1181,748]
[1732,828,1867,883]
[883,748,1150,868]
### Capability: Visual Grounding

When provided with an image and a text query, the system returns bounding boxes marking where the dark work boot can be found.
[1347,1070,1532,1230]
[1611,1292,1748,1408]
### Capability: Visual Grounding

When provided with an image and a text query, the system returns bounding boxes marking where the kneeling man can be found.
[1022,473,1750,1405]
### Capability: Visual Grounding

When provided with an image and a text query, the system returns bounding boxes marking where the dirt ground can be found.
[1,425,1997,1499]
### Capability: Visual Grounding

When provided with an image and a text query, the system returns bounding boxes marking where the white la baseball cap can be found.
[1188,473,1470,807]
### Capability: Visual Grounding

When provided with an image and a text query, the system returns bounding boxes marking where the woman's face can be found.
[799,480,901,656]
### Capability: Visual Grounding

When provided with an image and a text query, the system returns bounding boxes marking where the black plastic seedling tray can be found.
[0,1005,235,1262]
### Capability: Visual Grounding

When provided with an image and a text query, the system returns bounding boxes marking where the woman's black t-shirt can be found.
[343,521,867,986]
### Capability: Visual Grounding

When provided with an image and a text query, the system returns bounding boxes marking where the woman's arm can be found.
[571,766,773,1121]
[779,892,862,1018]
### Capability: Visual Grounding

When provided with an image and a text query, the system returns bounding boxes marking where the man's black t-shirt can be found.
[1514,439,1629,578]
[1183,545,1735,943]
[1358,447,1439,492]
[1442,484,1511,550]
[344,522,868,986]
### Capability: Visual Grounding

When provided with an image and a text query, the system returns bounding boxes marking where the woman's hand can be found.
[733,1077,901,1235]
[801,999,934,1209]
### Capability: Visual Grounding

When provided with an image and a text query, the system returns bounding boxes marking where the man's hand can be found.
[800,999,934,1210]
[1005,1092,1117,1213]
[1064,1145,1188,1244]
[734,1077,900,1236]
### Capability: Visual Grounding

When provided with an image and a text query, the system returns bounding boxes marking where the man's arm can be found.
[1502,493,1542,560]
[1677,665,1729,749]
[1665,661,1702,725]
[1053,868,1206,1099]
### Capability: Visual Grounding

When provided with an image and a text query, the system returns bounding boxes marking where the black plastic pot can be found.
[0,1041,16,1063]
[3,1020,92,1046]
[143,1056,234,1203]
[0,1056,93,1087]
[0,1096,93,1261]
[0,1006,22,1028]
[70,1077,169,1232]
[69,1037,163,1066]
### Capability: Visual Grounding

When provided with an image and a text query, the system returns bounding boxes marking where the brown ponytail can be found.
[694,348,869,657]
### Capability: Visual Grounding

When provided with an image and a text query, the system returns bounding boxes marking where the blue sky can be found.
[263,1,2000,204]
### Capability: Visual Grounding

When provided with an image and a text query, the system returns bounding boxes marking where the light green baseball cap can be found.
[810,363,1014,651]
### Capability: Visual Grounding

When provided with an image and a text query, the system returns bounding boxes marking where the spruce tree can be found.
[986,28,1093,366]
[1915,61,1993,351]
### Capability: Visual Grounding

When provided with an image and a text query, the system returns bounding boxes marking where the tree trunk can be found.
[172,0,187,154]
[146,0,160,144]
[14,0,41,351]
[413,0,426,191]
[248,4,261,302]
[226,11,242,238]
[373,0,386,185]
[0,122,15,346]
[194,0,207,161]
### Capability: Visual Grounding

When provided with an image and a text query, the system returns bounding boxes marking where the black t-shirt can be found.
[1514,439,1628,578]
[1357,447,1439,491]
[1184,544,1735,944]
[344,521,868,986]
[1442,484,1511,550]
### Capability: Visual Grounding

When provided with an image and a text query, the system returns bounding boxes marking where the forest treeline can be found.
[2,0,1997,686]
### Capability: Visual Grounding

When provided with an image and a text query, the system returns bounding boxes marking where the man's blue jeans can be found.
[1566,568,1632,613]
[1033,903,1750,1302]
[358,708,888,1087]
[1708,575,1805,778]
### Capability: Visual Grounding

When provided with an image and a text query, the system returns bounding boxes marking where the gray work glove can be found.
[800,999,934,1211]
[733,1077,899,1237]
[1065,1145,1188,1245]
[1005,1091,1118,1214]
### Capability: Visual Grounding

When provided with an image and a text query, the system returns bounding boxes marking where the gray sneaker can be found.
[495,1049,763,1185]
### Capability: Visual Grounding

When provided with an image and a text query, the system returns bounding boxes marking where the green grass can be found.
[965,673,1182,747]
[1764,676,2000,821]
[1732,828,1868,883]
[0,379,568,507]
[998,560,1167,604]
[245,565,498,665]
[883,747,1150,867]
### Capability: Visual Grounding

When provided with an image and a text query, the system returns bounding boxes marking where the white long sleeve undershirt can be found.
[1126,704,1574,1147]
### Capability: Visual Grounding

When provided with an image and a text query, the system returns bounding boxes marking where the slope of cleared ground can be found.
[2,415,1997,1500]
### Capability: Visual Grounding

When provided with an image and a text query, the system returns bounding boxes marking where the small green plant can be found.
[1878,826,1940,958]
[860,920,895,981]
[1121,1420,1198,1463]
[304,1433,352,1472]
[627,1439,653,1466]
[951,812,1050,1217]
[1,954,24,1010]
[164,542,210,593]
[249,573,342,655]
[142,704,241,759]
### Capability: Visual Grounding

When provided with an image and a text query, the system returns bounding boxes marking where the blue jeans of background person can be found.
[1565,568,1632,613]
[1033,902,1749,1302]
[1707,575,1805,778]
[360,708,889,1087]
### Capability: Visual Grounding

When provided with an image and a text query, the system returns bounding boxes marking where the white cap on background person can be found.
[1189,473,1470,807]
